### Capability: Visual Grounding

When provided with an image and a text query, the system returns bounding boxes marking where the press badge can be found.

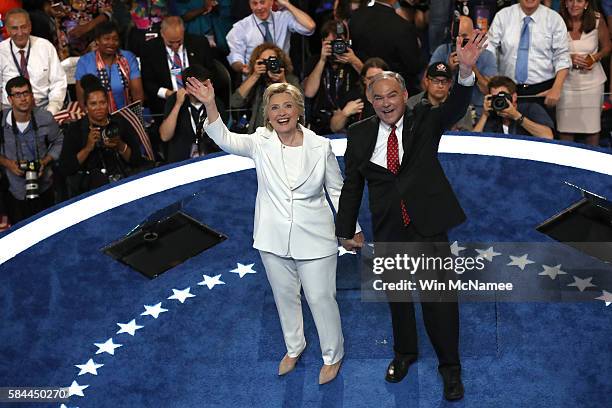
[145,32,158,41]
[170,67,182,75]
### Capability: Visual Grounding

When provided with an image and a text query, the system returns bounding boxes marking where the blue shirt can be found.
[226,10,314,66]
[75,50,140,110]
[430,44,497,115]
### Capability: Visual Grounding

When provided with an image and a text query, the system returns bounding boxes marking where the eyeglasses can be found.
[9,91,32,99]
[428,78,450,86]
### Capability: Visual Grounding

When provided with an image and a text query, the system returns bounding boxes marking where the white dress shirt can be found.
[487,4,571,84]
[157,45,191,99]
[282,145,303,188]
[371,73,475,168]
[226,10,314,66]
[0,36,67,114]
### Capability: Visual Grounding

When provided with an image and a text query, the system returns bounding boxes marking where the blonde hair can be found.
[262,83,305,131]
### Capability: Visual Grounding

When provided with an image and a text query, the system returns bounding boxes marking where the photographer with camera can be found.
[473,76,554,138]
[303,20,363,135]
[0,75,63,224]
[58,75,142,198]
[230,43,300,133]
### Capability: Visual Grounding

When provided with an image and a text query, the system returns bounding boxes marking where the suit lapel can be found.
[399,109,416,172]
[363,116,380,162]
[184,35,197,64]
[260,129,291,190]
[292,127,322,190]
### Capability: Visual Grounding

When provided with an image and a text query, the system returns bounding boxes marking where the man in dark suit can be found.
[335,32,488,401]
[158,64,225,163]
[140,16,215,117]
[348,0,424,94]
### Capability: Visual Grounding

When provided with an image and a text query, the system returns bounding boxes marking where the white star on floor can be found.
[67,380,89,397]
[567,276,596,292]
[507,254,535,271]
[117,319,144,336]
[230,263,257,278]
[198,274,225,289]
[475,247,502,262]
[538,264,567,280]
[595,290,612,306]
[168,287,195,304]
[141,302,168,319]
[94,338,122,355]
[75,358,104,376]
[338,246,356,256]
[450,241,466,256]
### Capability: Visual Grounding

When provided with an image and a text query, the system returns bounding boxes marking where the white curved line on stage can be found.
[1,136,610,266]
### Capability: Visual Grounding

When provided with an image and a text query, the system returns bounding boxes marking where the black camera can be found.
[258,56,282,74]
[95,122,120,147]
[451,36,470,53]
[490,92,512,112]
[18,160,41,200]
[331,39,349,55]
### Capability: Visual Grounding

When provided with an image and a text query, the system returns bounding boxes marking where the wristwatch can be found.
[516,114,525,126]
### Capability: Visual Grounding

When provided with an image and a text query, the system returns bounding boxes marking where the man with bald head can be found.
[141,16,216,118]
[336,32,489,401]
[0,8,66,114]
[430,15,497,117]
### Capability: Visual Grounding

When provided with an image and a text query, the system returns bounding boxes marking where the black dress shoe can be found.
[439,366,464,401]
[385,356,417,383]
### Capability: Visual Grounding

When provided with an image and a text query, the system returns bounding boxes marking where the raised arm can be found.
[186,77,255,158]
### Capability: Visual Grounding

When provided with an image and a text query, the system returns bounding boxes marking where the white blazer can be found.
[204,117,360,259]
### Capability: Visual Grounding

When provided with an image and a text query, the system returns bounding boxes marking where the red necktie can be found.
[173,52,183,88]
[19,50,29,79]
[387,125,411,226]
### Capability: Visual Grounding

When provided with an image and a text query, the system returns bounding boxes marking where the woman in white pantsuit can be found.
[185,77,363,385]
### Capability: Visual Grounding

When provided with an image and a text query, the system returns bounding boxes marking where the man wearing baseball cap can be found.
[407,62,473,130]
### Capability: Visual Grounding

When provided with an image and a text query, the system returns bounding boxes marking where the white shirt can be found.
[226,10,314,66]
[371,73,475,168]
[371,115,405,168]
[157,45,191,99]
[0,36,67,114]
[487,4,571,84]
[281,144,303,188]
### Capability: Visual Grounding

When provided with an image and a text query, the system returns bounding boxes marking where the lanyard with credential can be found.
[10,41,31,78]
[252,14,276,44]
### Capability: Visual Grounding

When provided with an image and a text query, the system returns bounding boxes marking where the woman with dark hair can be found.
[557,0,611,145]
[329,56,389,132]
[230,42,301,133]
[75,21,144,112]
[59,74,142,197]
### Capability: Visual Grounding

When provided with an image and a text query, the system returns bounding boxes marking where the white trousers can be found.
[259,251,344,365]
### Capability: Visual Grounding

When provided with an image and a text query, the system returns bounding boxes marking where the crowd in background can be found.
[1,0,612,229]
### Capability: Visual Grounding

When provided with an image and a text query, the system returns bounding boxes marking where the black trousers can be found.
[381,224,460,368]
[5,185,55,224]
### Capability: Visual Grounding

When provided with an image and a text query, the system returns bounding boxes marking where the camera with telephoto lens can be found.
[18,160,41,200]
[490,92,512,112]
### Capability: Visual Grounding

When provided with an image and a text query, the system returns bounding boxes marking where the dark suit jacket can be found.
[335,80,473,241]
[349,3,424,93]
[141,34,215,115]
